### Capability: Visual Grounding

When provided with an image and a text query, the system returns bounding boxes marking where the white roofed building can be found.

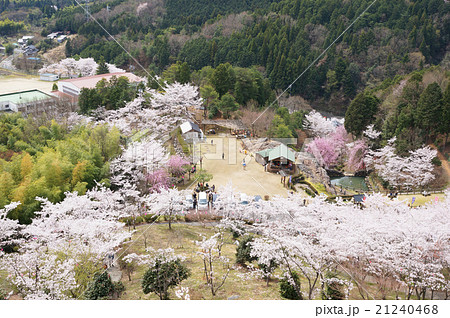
[180,121,203,143]
[57,72,144,96]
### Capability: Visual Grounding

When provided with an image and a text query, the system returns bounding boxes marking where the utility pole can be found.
[199,146,202,170]
[85,0,90,22]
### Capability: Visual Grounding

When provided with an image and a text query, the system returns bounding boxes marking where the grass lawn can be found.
[397,193,445,207]
[1,221,433,300]
[117,222,436,301]
[117,223,282,300]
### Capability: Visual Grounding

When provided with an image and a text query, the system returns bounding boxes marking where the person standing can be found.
[222,153,225,160]
[208,192,213,208]
[193,192,197,210]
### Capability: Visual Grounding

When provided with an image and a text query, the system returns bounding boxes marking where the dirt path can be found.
[429,144,450,183]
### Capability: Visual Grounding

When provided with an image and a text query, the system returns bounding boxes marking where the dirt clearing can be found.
[192,136,295,198]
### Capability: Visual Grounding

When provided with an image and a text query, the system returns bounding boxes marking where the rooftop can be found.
[59,72,144,89]
[257,143,296,162]
[0,90,53,104]
[180,121,202,134]
[201,119,247,130]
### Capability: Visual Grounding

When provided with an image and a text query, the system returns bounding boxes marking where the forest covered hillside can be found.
[1,0,449,115]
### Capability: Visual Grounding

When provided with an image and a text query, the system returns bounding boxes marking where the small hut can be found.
[257,144,296,174]
[180,121,203,143]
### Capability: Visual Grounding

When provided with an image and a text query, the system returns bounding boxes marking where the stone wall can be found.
[296,152,334,193]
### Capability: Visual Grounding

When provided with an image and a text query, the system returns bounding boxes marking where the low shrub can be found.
[184,211,222,222]
[432,156,442,166]
[280,272,303,300]
[135,216,144,224]
[236,236,256,265]
[143,214,158,223]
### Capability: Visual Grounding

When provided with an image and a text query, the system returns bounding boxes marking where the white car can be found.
[198,192,208,210]
[239,193,250,205]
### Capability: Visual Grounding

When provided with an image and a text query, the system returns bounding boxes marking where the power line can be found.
[73,0,164,90]
[251,0,379,126]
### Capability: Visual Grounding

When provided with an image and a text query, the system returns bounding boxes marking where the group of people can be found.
[232,129,252,137]
[191,184,216,209]
[388,192,398,200]
[195,182,214,192]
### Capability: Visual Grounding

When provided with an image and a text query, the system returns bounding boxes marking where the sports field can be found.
[0,76,54,94]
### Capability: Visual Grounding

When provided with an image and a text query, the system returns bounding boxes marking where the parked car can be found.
[207,129,216,134]
[239,193,250,205]
[198,192,208,210]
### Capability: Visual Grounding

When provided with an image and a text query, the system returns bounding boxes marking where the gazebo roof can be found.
[256,149,271,158]
[267,144,296,162]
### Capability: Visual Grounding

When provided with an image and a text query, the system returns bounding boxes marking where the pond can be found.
[330,176,369,191]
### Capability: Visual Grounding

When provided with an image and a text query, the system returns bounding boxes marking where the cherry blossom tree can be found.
[196,232,231,297]
[365,137,437,188]
[144,188,184,229]
[363,124,381,140]
[39,58,125,78]
[0,202,23,249]
[403,146,437,187]
[92,82,202,137]
[306,137,339,168]
[304,110,336,137]
[146,169,170,193]
[219,189,450,300]
[347,139,368,172]
[0,187,132,299]
[0,249,77,299]
[110,136,169,191]
[167,155,190,178]
[306,126,349,169]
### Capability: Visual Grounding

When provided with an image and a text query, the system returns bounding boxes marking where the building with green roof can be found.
[0,89,54,113]
[255,143,296,174]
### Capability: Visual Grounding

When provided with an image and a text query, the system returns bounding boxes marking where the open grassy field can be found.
[116,222,422,300]
[1,221,434,300]
[397,193,446,207]
[117,223,282,300]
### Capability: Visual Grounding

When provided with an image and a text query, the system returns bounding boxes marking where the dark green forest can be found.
[2,0,448,114]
